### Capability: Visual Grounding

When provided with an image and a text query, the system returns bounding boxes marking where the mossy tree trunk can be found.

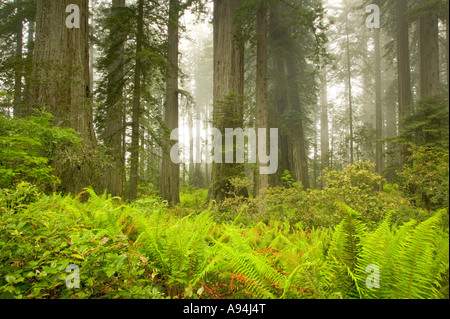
[207,0,245,203]
[30,0,96,193]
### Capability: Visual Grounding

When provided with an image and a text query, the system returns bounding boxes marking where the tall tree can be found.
[284,54,310,189]
[345,9,354,164]
[255,0,269,195]
[160,0,181,205]
[419,0,440,99]
[374,27,383,177]
[13,0,23,118]
[208,0,245,202]
[397,0,412,165]
[102,0,126,197]
[129,0,144,200]
[320,66,329,184]
[30,0,96,193]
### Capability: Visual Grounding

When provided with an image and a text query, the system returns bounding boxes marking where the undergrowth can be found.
[0,182,448,299]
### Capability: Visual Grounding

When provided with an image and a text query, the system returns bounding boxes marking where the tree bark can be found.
[284,56,310,189]
[374,28,383,178]
[22,17,34,117]
[30,0,95,193]
[397,0,412,165]
[345,13,354,164]
[129,0,144,200]
[255,0,269,195]
[268,2,290,187]
[160,0,180,204]
[320,67,329,188]
[207,0,245,203]
[13,0,23,118]
[419,0,440,99]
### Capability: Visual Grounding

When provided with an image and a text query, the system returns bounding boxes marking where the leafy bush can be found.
[0,186,163,299]
[0,112,80,190]
[398,146,449,211]
[213,162,426,230]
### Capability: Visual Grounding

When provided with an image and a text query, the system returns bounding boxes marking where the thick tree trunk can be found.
[397,0,412,165]
[103,0,125,197]
[160,0,180,204]
[30,0,95,193]
[284,56,310,189]
[255,0,269,195]
[207,0,245,203]
[268,2,290,187]
[419,0,440,99]
[129,0,144,200]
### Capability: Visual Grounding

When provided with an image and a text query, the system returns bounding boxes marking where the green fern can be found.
[391,210,448,299]
[324,202,367,298]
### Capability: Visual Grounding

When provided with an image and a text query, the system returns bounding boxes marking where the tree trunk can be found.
[13,0,23,118]
[22,17,34,117]
[446,17,449,88]
[103,0,125,197]
[320,67,329,186]
[30,0,95,193]
[255,0,269,195]
[419,0,440,99]
[284,56,310,189]
[397,0,412,165]
[345,13,354,164]
[207,0,245,203]
[374,28,383,178]
[268,3,290,187]
[160,0,180,204]
[129,0,144,200]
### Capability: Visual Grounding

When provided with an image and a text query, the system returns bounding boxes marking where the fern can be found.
[354,212,393,299]
[352,210,449,299]
[391,210,448,299]
[324,203,367,298]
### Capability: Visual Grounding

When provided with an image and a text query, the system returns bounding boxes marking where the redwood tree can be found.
[30,0,96,193]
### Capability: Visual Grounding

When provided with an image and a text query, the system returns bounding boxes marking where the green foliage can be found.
[281,170,295,188]
[214,161,426,229]
[397,95,449,149]
[398,146,449,211]
[0,185,163,299]
[0,113,81,190]
[1,182,447,299]
[353,210,449,299]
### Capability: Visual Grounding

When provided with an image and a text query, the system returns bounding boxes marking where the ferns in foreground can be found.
[0,184,448,299]
[350,209,449,299]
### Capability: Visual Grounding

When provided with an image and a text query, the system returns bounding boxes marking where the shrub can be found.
[0,112,80,191]
[398,146,449,211]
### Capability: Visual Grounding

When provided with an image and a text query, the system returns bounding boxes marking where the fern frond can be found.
[392,211,447,299]
[354,212,393,299]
